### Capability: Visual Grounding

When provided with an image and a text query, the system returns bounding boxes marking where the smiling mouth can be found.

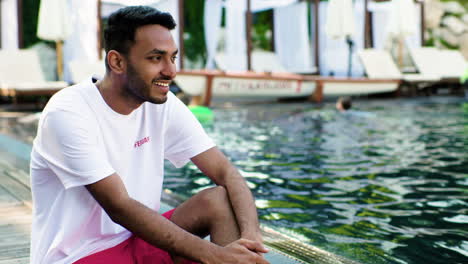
[153,81,170,87]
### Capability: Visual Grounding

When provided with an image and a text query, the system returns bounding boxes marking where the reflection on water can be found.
[165,97,468,264]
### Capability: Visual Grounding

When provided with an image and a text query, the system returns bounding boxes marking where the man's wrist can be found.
[241,228,262,241]
[198,242,223,264]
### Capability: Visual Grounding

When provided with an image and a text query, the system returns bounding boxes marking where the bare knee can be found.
[198,186,231,215]
[198,186,240,244]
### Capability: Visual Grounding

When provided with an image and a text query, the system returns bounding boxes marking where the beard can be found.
[123,63,168,105]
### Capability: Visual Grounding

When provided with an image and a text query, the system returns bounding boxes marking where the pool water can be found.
[164,97,468,264]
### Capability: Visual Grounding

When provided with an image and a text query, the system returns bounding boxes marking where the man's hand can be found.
[241,229,266,255]
[206,238,269,264]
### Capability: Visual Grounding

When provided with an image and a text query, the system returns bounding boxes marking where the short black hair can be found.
[103,5,176,69]
[338,97,352,110]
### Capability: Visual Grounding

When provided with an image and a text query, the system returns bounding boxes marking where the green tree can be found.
[183,0,207,66]
[22,0,41,48]
[252,10,273,51]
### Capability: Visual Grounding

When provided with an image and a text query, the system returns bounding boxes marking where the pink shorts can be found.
[74,209,198,264]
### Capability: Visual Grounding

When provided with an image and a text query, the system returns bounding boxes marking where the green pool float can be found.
[461,67,468,112]
[460,67,468,84]
[463,103,468,113]
[189,105,214,124]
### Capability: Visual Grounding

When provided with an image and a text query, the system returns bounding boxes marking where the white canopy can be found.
[386,0,418,39]
[1,0,19,50]
[37,0,72,41]
[368,0,421,50]
[380,0,418,68]
[325,0,355,39]
[368,0,422,70]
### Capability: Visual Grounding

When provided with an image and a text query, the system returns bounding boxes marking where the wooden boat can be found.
[175,70,317,106]
[175,70,401,106]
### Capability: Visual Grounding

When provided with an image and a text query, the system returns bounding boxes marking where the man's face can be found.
[123,24,178,104]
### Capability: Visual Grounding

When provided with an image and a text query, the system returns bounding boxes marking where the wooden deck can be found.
[0,155,31,264]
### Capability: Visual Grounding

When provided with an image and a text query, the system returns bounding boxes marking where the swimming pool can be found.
[164,97,468,264]
[1,96,466,263]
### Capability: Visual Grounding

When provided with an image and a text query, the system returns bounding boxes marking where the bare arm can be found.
[191,147,263,243]
[86,173,267,263]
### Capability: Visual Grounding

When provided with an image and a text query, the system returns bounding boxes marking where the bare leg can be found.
[167,186,241,263]
[169,186,241,246]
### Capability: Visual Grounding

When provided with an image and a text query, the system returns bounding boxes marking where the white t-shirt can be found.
[30,78,215,264]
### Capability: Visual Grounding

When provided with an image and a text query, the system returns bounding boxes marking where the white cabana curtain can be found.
[319,0,364,77]
[221,0,304,71]
[63,0,98,83]
[368,0,421,50]
[204,0,223,69]
[225,0,247,71]
[1,0,19,50]
[273,1,313,72]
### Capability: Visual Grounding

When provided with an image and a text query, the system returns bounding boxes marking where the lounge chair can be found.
[409,47,467,82]
[0,50,68,101]
[358,49,440,93]
[309,50,404,100]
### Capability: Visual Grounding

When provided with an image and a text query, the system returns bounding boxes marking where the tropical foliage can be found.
[23,0,41,48]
